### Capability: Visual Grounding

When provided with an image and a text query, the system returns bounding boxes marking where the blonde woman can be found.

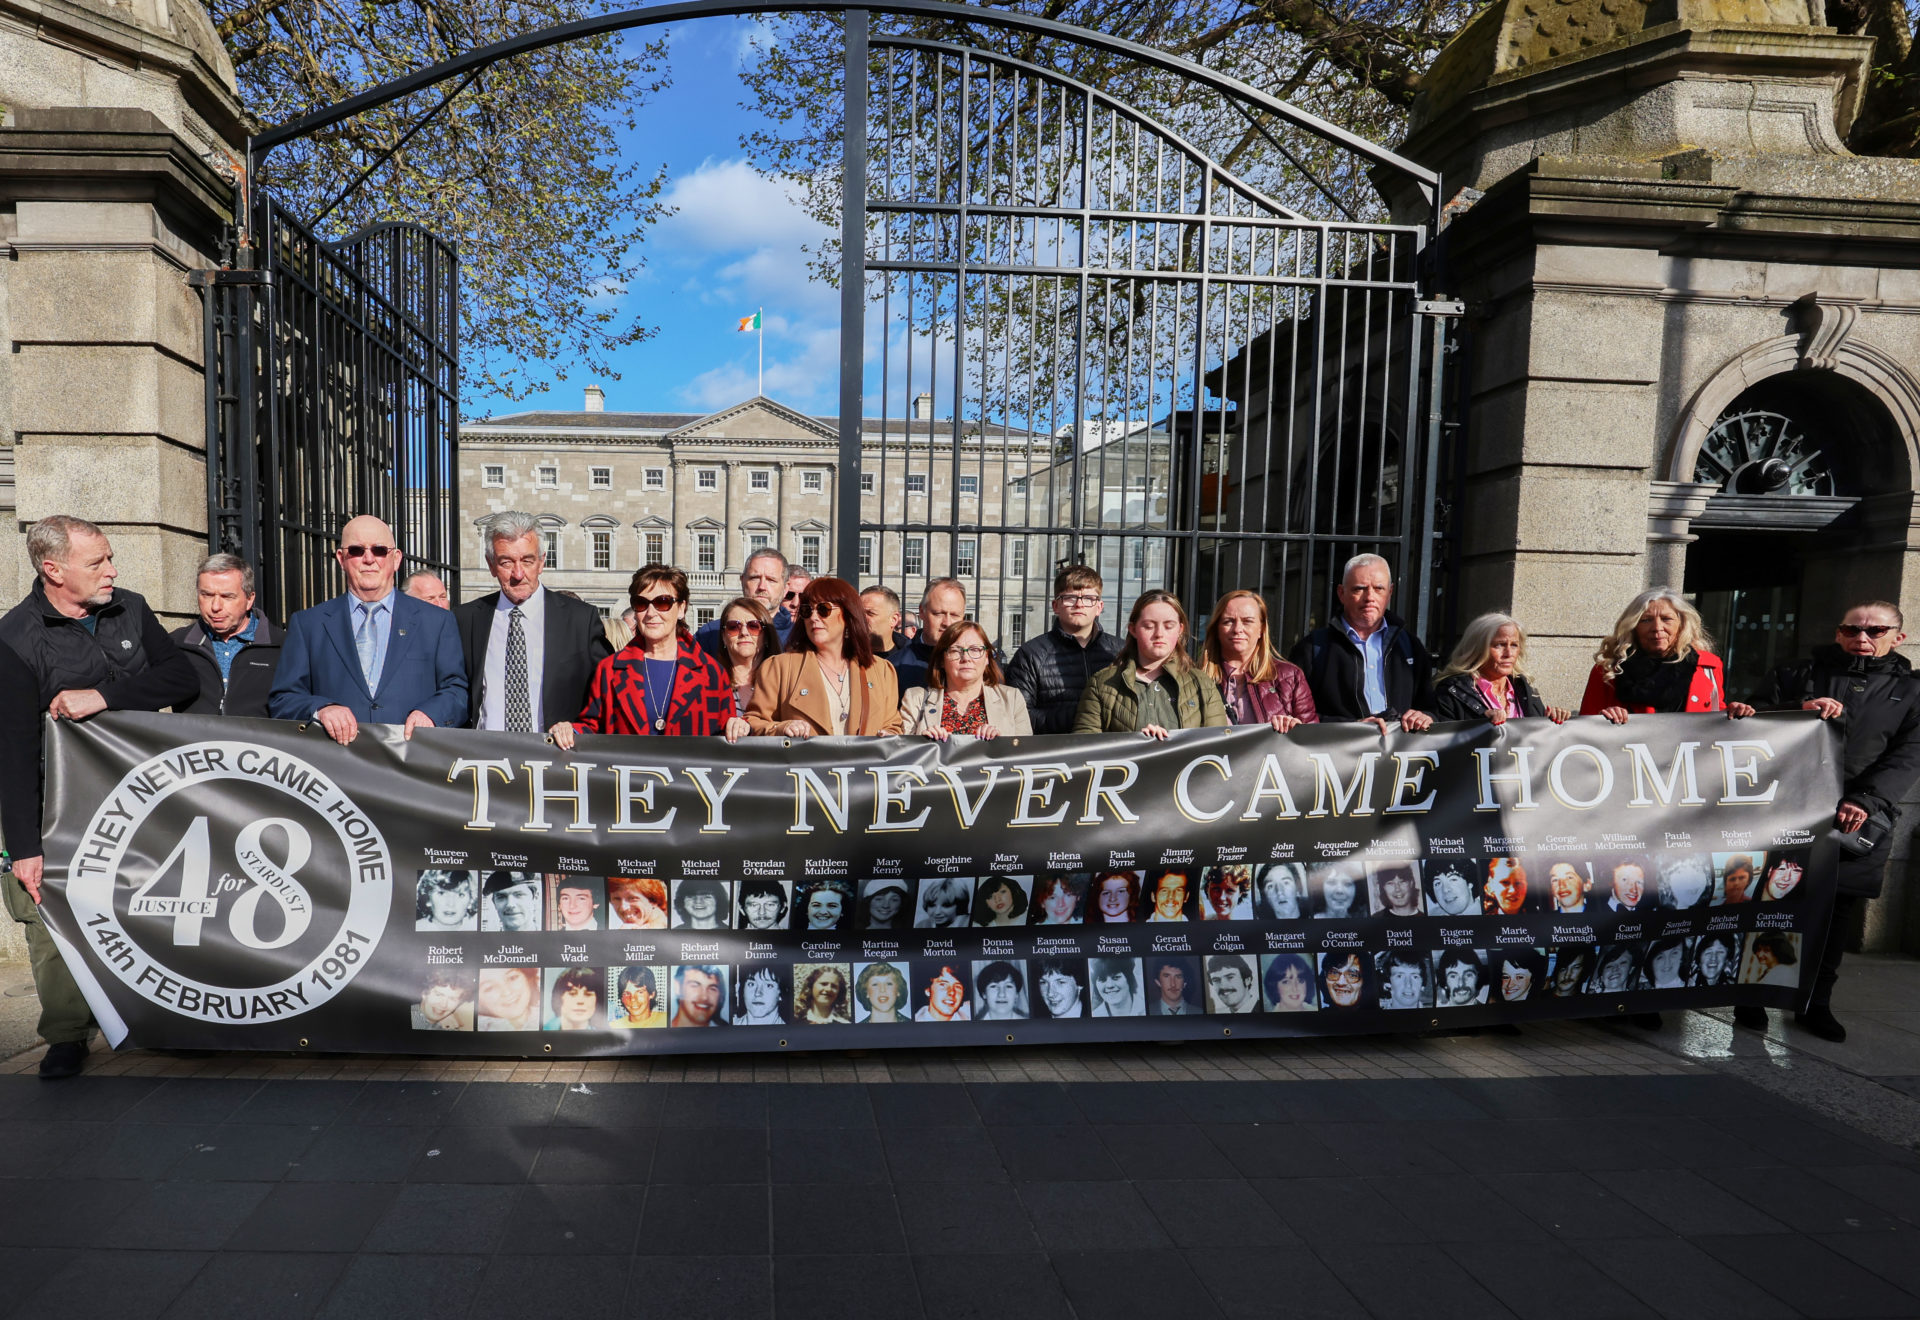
[1578,589,1754,723]
[1071,590,1227,738]
[1201,589,1317,731]
[1430,613,1570,725]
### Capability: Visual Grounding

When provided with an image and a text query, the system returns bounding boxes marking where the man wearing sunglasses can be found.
[269,515,467,745]
[1763,601,1920,1042]
[694,548,797,661]
[453,511,611,735]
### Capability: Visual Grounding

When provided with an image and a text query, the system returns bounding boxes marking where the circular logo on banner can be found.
[65,740,392,1024]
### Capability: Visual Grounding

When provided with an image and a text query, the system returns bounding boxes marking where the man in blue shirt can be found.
[269,514,467,743]
[1287,553,1434,732]
[694,548,795,661]
[172,553,283,718]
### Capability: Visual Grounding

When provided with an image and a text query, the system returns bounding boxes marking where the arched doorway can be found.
[1684,368,1912,700]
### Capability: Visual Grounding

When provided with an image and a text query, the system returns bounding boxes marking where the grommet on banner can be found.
[1222,1028,1232,1036]
[1005,1034,1014,1042]
[779,1039,788,1047]
[543,1043,553,1053]
[298,1038,309,1048]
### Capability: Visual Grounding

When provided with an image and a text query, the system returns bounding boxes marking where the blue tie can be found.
[355,601,384,691]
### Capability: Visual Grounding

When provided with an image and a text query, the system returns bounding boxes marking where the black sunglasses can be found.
[801,602,840,619]
[1840,624,1896,638]
[342,544,393,559]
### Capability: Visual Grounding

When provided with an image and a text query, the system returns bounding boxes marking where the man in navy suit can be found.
[269,514,467,743]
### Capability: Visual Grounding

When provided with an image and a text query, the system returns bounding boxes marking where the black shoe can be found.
[1733,1006,1768,1031]
[38,1041,86,1080]
[1631,1013,1663,1030]
[1795,1005,1847,1043]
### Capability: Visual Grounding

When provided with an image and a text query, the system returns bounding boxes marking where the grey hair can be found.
[481,511,541,560]
[25,515,104,578]
[197,553,257,597]
[742,547,790,581]
[1341,553,1392,585]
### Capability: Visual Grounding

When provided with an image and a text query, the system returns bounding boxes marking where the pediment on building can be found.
[667,396,838,444]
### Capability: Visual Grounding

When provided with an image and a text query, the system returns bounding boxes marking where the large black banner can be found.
[37,711,1841,1054]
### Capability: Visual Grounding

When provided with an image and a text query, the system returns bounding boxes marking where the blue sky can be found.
[467,19,843,421]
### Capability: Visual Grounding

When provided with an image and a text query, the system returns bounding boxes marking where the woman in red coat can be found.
[553,564,733,745]
[1578,588,1755,724]
[1200,589,1318,731]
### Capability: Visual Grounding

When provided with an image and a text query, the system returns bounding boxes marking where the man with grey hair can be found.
[0,514,197,1078]
[454,510,610,732]
[891,577,978,692]
[403,571,450,608]
[695,547,796,661]
[1287,552,1434,731]
[172,552,284,717]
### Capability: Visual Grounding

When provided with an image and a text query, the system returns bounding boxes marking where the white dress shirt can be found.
[480,585,548,731]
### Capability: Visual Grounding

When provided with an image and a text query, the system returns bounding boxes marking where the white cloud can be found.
[658,157,828,253]
[676,323,840,412]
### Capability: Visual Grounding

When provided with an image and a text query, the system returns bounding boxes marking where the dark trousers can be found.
[1809,892,1866,1011]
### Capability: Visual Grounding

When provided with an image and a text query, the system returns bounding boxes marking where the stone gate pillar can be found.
[0,0,244,620]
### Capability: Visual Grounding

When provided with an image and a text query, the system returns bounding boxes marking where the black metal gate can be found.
[195,192,460,622]
[232,0,1448,639]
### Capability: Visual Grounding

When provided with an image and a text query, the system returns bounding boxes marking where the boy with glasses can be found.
[1761,601,1920,1041]
[1005,565,1122,733]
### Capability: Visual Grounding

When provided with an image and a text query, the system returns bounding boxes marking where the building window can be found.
[644,467,665,490]
[860,473,875,494]
[592,530,612,570]
[697,533,717,572]
[1010,477,1027,494]
[696,468,718,492]
[542,531,559,568]
[1007,612,1027,647]
[482,464,505,488]
[1009,538,1027,577]
[802,470,823,493]
[596,604,612,619]
[1131,538,1146,577]
[858,535,875,578]
[903,536,926,577]
[589,466,612,490]
[750,469,771,492]
[958,474,979,497]
[747,531,772,555]
[644,531,665,563]
[955,536,977,577]
[695,606,716,626]
[906,473,928,495]
[537,465,558,488]
[799,534,822,575]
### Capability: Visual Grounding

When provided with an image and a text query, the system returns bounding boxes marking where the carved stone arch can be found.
[1667,334,1920,490]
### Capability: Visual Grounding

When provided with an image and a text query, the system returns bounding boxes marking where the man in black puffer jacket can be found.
[1762,600,1920,1043]
[0,515,198,1079]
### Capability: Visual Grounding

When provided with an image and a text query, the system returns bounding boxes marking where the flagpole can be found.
[757,306,764,398]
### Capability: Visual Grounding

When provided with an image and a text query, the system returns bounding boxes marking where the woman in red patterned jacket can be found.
[552,564,733,745]
[1200,590,1318,731]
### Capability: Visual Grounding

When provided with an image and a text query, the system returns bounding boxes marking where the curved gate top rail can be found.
[247,0,1440,209]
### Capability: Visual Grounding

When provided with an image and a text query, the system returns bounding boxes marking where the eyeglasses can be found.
[1840,624,1896,638]
[948,644,988,660]
[341,544,393,559]
[632,593,682,614]
[801,602,840,620]
[1056,593,1102,607]
[722,619,764,635]
[782,590,802,603]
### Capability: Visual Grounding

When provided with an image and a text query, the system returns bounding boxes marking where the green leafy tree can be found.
[214,0,672,403]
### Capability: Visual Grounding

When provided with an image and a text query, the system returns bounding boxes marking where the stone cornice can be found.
[0,107,234,225]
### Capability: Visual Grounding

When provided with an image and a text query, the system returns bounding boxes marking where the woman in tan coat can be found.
[743,576,903,737]
[900,619,1033,739]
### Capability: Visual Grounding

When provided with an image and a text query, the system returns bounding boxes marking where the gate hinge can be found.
[1415,298,1467,317]
[188,269,272,288]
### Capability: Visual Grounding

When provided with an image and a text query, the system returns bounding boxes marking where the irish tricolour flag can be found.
[736,312,761,332]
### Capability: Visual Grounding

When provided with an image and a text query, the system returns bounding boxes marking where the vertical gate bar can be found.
[835,6,870,583]
[950,48,968,594]
[1413,307,1448,643]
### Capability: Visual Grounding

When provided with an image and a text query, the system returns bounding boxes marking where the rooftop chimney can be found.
[913,391,933,421]
[584,384,605,412]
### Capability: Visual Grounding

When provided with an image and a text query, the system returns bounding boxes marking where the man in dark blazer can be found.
[268,514,468,743]
[454,511,612,733]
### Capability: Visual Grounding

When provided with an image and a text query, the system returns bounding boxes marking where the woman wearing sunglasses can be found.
[717,596,781,741]
[742,576,904,737]
[553,564,734,745]
[900,619,1032,739]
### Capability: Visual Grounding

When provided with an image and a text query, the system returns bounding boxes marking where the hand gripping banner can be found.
[35,711,1842,1054]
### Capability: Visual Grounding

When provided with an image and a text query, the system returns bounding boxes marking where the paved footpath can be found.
[4,962,1920,1319]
